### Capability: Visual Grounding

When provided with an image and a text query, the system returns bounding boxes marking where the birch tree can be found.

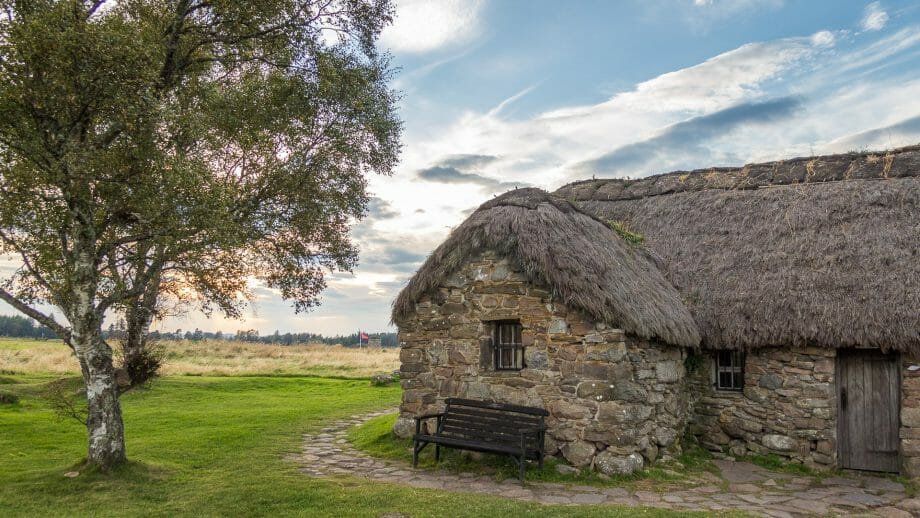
[0,0,399,470]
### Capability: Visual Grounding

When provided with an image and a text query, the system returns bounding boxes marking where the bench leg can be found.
[435,443,440,463]
[538,451,544,470]
[519,455,526,486]
[413,439,420,468]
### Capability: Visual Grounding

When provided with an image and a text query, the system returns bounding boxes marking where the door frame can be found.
[836,348,901,473]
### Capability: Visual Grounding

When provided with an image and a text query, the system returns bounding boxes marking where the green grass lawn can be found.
[0,375,713,517]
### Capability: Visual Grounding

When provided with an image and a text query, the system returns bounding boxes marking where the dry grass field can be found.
[0,337,399,378]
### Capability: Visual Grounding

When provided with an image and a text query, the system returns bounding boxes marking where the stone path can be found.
[293,410,920,517]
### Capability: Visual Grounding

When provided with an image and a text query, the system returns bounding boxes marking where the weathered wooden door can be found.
[837,349,900,472]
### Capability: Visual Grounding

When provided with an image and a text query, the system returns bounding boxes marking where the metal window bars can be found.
[494,321,524,370]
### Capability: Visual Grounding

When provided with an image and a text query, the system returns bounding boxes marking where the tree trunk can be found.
[122,296,156,385]
[122,262,161,386]
[123,308,147,373]
[78,330,127,469]
[70,238,126,470]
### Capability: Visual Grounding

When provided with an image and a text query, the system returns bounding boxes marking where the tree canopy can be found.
[0,0,400,470]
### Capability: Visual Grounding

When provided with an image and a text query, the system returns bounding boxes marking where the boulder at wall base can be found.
[393,416,415,438]
[595,451,645,476]
[561,439,596,468]
[762,434,796,452]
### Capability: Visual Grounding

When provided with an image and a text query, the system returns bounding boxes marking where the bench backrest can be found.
[438,398,547,450]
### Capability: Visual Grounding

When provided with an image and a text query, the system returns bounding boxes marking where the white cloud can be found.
[380,0,485,54]
[385,24,919,214]
[487,85,537,117]
[810,30,836,47]
[862,2,889,31]
[396,32,834,186]
[594,36,825,114]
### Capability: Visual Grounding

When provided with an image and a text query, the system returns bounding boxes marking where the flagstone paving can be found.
[294,410,920,517]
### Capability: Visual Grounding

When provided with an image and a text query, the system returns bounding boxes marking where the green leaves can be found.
[0,0,401,322]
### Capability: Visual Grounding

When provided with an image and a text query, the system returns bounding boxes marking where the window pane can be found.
[500,347,512,368]
[493,322,524,370]
[716,351,744,390]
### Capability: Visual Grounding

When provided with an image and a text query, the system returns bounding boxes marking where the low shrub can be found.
[118,340,165,388]
[0,390,19,405]
[41,378,87,425]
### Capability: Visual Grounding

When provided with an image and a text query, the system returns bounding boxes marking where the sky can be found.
[3,0,920,337]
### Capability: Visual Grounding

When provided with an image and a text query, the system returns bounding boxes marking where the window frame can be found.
[715,350,744,391]
[492,320,524,371]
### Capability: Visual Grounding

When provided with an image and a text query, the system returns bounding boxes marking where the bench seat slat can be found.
[440,421,522,438]
[438,424,541,447]
[440,414,541,435]
[445,407,542,427]
[416,434,542,457]
[445,398,549,416]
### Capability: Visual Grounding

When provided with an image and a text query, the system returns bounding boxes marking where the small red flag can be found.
[360,332,369,340]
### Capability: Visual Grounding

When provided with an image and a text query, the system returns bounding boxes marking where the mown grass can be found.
[348,413,722,490]
[744,453,815,476]
[0,375,717,517]
[0,337,399,378]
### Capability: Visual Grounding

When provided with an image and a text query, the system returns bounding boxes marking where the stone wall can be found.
[901,356,920,475]
[395,250,691,474]
[688,347,837,467]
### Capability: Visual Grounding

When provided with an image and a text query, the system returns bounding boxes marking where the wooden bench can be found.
[412,398,548,484]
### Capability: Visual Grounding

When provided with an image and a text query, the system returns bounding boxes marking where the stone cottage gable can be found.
[392,188,703,474]
[395,249,692,475]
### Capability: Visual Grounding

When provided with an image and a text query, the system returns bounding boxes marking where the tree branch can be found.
[0,288,71,345]
[0,229,56,296]
[86,1,107,20]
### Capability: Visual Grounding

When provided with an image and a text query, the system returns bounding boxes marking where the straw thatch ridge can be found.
[392,188,701,348]
[557,145,920,202]
[555,146,920,353]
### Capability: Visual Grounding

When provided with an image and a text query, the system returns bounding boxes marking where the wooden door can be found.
[837,349,900,472]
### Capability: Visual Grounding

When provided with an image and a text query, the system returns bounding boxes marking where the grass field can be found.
[0,338,714,517]
[0,337,399,378]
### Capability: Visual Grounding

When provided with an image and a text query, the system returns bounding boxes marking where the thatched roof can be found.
[392,188,701,348]
[556,145,920,353]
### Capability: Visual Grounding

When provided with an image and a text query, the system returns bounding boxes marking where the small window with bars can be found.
[493,321,524,371]
[716,351,744,391]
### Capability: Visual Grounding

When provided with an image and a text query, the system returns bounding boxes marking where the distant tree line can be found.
[0,315,58,339]
[103,323,397,348]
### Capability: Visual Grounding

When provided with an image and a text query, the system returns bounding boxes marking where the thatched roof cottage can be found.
[393,145,920,475]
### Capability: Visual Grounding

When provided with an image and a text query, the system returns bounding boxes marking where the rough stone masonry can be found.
[395,251,691,475]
